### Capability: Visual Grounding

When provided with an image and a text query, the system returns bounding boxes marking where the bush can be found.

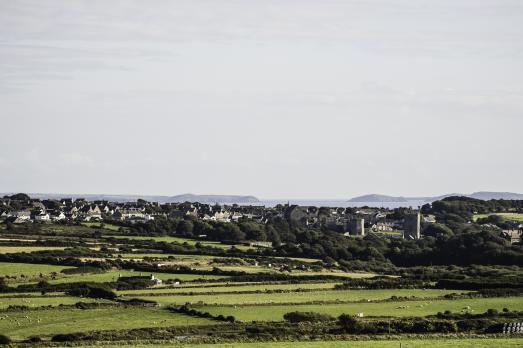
[67,284,117,300]
[486,308,499,316]
[51,333,83,342]
[338,314,363,333]
[0,335,11,345]
[283,311,334,323]
[25,336,42,343]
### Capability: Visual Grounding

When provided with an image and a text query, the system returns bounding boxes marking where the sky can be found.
[1,0,522,199]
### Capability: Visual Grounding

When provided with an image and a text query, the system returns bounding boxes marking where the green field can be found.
[0,295,105,309]
[117,253,219,260]
[77,338,523,348]
[0,307,215,340]
[0,262,74,279]
[0,263,223,284]
[473,212,523,222]
[82,222,125,231]
[107,234,255,250]
[0,246,65,253]
[132,289,465,306]
[119,282,341,295]
[201,296,523,321]
[47,270,226,284]
[0,292,66,297]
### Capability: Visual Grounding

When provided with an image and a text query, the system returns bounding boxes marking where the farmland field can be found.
[85,338,523,348]
[0,262,74,279]
[118,282,341,295]
[1,219,522,346]
[0,246,65,253]
[473,212,523,222]
[47,269,226,284]
[106,234,256,250]
[131,289,467,306]
[0,307,215,340]
[82,222,125,231]
[0,295,105,309]
[78,338,523,348]
[200,296,523,321]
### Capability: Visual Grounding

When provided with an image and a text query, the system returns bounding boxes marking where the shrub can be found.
[0,335,11,345]
[25,336,42,343]
[283,311,334,323]
[486,308,499,316]
[338,314,363,333]
[51,333,83,342]
[67,284,117,300]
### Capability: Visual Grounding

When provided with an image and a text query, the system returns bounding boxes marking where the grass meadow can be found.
[200,296,523,321]
[0,307,215,340]
[77,338,523,348]
[132,289,466,306]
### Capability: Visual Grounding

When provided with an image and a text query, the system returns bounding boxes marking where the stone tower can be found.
[403,212,421,239]
[349,218,365,236]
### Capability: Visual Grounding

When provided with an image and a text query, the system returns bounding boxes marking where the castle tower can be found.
[349,218,365,236]
[403,212,421,239]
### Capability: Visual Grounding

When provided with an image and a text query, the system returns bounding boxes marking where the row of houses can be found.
[0,195,273,224]
[0,195,429,239]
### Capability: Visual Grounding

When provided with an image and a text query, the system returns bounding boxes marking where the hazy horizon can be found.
[1,190,521,202]
[2,0,522,199]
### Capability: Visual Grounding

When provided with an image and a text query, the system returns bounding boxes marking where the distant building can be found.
[404,212,421,239]
[503,229,522,244]
[12,210,31,223]
[371,222,395,232]
[34,212,51,222]
[348,218,365,236]
[118,274,162,285]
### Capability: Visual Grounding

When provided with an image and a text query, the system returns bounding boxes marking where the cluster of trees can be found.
[436,277,523,290]
[170,304,235,323]
[283,311,334,323]
[104,198,523,268]
[281,310,515,335]
[334,277,430,290]
[66,284,117,300]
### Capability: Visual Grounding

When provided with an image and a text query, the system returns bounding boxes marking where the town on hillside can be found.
[2,193,522,245]
[0,193,428,240]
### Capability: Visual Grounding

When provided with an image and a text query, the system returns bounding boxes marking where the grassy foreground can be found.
[0,307,215,340]
[78,337,523,348]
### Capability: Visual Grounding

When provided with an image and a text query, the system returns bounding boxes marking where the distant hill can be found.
[348,191,523,203]
[167,194,260,204]
[348,194,409,203]
[468,191,523,200]
[3,193,260,204]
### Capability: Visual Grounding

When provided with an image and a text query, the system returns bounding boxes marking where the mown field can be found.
[131,289,466,306]
[77,338,523,348]
[200,296,523,321]
[473,212,523,222]
[0,246,66,253]
[0,295,106,309]
[0,262,74,279]
[81,222,125,231]
[0,307,215,340]
[118,282,341,295]
[106,234,255,251]
[46,270,226,284]
[1,221,522,346]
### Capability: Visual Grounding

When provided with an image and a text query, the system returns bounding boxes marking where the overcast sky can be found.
[1,0,522,199]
